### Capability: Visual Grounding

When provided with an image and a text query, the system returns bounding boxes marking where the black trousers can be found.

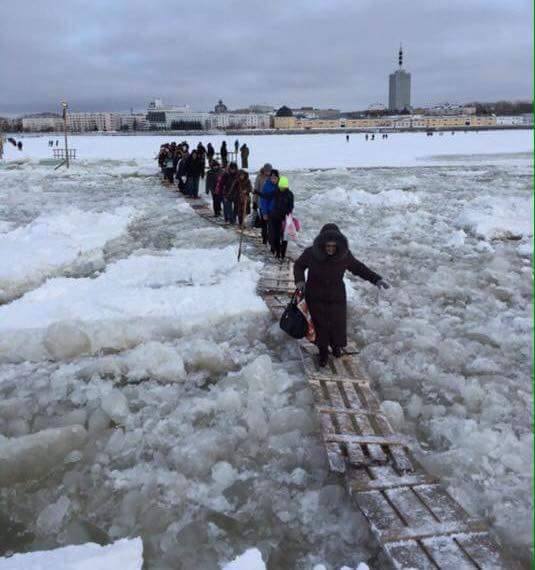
[260,216,268,244]
[164,167,174,184]
[212,194,222,216]
[269,217,284,257]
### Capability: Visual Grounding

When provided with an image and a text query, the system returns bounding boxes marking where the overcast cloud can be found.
[0,0,532,114]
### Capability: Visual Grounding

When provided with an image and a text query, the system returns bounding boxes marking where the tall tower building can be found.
[388,45,411,112]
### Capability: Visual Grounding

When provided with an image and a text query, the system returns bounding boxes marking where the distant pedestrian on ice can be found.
[220,141,228,167]
[234,139,239,153]
[240,143,249,169]
[365,134,368,141]
[207,142,215,161]
[346,134,349,142]
[294,224,389,367]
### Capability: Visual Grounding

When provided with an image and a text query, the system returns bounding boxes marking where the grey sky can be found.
[0,0,532,114]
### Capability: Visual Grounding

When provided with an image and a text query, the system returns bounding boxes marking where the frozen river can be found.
[0,131,532,568]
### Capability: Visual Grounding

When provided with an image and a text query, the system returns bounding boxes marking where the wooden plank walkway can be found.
[179,193,514,570]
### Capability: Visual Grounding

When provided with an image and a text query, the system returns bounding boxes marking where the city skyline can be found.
[0,0,532,115]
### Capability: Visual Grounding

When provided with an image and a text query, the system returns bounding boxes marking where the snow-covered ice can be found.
[0,207,134,302]
[0,537,143,570]
[223,548,266,570]
[455,194,532,240]
[0,246,266,362]
[0,131,531,568]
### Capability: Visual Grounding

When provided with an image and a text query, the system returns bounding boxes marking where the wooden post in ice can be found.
[62,101,70,168]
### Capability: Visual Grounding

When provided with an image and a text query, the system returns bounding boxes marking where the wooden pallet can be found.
[177,192,514,570]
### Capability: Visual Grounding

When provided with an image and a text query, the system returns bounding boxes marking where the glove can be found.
[376,279,390,290]
[295,281,306,295]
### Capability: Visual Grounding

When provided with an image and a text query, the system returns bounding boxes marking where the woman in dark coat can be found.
[294,224,389,366]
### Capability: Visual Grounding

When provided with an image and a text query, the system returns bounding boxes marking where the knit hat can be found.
[278,176,289,190]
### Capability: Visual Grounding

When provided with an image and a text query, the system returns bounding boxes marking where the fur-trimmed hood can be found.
[312,224,349,261]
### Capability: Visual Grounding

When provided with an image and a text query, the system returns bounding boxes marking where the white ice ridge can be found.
[0,246,266,362]
[455,194,533,240]
[0,207,135,302]
[0,537,143,570]
[309,187,421,208]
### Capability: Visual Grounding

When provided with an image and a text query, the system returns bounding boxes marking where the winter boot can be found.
[318,348,329,368]
[331,346,342,358]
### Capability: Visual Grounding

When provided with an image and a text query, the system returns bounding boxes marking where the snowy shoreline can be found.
[9,125,534,138]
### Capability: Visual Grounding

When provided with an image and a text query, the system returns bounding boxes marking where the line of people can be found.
[157,142,295,261]
[252,163,295,260]
[157,140,250,195]
[206,161,296,260]
[155,143,390,367]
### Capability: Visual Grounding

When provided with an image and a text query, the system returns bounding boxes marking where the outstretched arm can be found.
[294,249,310,287]
[347,252,382,285]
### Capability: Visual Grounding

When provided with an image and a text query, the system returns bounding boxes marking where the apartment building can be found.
[273,115,498,130]
[67,113,121,132]
[496,115,531,126]
[22,116,64,131]
[208,113,271,129]
[119,114,148,130]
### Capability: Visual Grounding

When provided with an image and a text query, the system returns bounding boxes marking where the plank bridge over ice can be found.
[180,194,513,570]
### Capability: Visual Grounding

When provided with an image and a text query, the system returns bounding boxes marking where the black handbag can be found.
[279,293,307,339]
